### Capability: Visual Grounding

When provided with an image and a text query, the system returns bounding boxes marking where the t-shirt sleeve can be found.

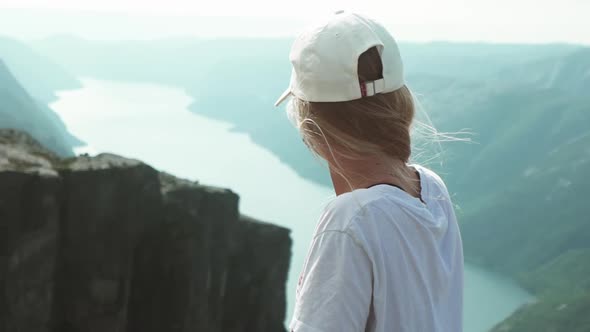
[290,230,373,332]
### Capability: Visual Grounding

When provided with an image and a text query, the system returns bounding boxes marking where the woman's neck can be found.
[329,156,420,197]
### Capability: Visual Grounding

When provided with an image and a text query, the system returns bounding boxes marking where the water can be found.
[51,79,533,332]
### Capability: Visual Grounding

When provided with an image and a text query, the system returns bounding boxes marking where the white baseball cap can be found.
[274,11,405,107]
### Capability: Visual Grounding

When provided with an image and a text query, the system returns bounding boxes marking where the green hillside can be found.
[430,50,590,331]
[492,292,590,332]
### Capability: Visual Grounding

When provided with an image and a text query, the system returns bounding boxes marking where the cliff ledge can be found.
[0,129,291,332]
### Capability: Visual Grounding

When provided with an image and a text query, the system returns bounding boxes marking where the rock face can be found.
[0,129,291,332]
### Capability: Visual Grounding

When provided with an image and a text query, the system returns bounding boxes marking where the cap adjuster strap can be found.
[361,78,385,97]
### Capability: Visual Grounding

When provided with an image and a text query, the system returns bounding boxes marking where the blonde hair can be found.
[287,46,418,190]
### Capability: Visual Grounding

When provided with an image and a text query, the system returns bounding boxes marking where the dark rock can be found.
[127,173,239,332]
[0,164,61,332]
[51,154,163,332]
[222,215,291,332]
[0,130,292,332]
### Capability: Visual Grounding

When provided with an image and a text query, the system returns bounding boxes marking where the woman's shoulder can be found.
[314,165,453,236]
[413,164,457,217]
[316,184,413,237]
[316,188,391,233]
[413,164,451,196]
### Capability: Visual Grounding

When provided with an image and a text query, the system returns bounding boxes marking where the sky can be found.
[0,0,589,44]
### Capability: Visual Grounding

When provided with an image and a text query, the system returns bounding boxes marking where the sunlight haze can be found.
[0,0,589,43]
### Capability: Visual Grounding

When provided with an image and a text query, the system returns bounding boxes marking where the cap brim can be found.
[274,88,292,107]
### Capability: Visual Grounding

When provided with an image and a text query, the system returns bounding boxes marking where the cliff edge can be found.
[0,129,291,332]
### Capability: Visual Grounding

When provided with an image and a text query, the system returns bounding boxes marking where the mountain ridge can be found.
[0,58,80,156]
[0,36,80,103]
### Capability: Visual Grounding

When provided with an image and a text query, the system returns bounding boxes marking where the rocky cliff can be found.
[0,129,291,332]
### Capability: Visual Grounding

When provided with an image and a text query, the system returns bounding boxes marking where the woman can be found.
[274,11,464,332]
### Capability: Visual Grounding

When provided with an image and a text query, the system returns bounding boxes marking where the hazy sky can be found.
[1,0,589,44]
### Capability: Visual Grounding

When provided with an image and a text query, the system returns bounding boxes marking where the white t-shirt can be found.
[290,165,464,332]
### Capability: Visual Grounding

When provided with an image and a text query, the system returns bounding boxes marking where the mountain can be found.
[402,42,581,82]
[497,47,590,94]
[414,49,590,198]
[403,48,590,331]
[450,51,590,331]
[28,37,590,330]
[0,37,80,103]
[0,59,79,156]
[0,37,83,156]
[402,47,590,331]
[0,129,291,332]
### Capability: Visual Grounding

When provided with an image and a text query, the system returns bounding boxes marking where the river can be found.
[51,78,532,332]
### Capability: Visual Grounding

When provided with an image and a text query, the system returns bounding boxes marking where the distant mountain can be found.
[414,54,589,196]
[448,51,590,331]
[402,42,581,82]
[28,37,590,330]
[0,37,80,103]
[0,59,79,156]
[497,47,590,94]
[456,86,590,270]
